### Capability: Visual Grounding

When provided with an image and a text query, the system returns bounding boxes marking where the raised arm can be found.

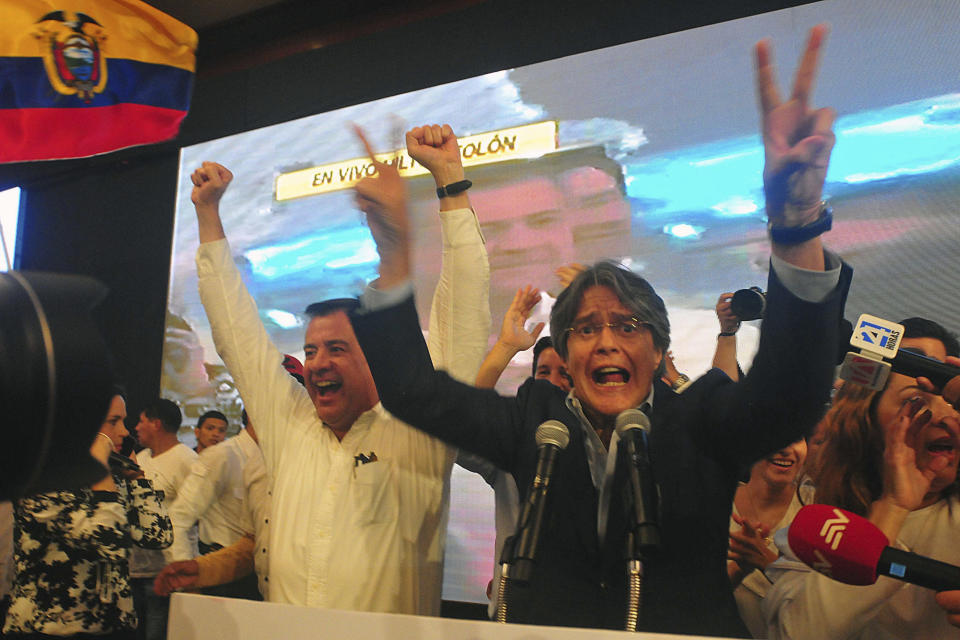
[476,286,544,389]
[758,24,835,271]
[478,263,582,389]
[192,162,231,243]
[353,130,412,290]
[193,163,313,473]
[697,25,850,468]
[406,123,490,382]
[712,292,741,381]
[352,133,528,469]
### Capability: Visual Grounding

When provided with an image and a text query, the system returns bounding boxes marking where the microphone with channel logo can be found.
[788,504,960,591]
[840,314,960,403]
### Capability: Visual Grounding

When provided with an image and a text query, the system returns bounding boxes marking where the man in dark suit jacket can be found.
[350,25,847,637]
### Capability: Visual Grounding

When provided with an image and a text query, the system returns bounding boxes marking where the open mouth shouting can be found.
[314,378,343,397]
[593,366,630,386]
[922,423,959,462]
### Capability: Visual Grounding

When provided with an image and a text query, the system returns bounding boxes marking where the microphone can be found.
[511,420,570,583]
[789,504,960,591]
[890,349,960,392]
[840,314,960,394]
[615,409,659,550]
[108,451,141,473]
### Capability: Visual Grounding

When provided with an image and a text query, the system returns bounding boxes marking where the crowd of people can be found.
[2,23,959,640]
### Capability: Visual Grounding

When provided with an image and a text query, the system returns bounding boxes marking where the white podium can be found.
[168,593,739,640]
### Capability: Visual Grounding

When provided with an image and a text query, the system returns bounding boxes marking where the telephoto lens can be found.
[0,271,113,500]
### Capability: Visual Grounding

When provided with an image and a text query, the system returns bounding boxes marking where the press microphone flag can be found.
[789,504,960,591]
[839,314,960,393]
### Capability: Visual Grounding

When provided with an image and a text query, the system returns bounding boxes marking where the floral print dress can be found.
[3,475,171,636]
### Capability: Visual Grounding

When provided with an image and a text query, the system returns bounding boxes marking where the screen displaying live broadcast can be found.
[162,0,960,603]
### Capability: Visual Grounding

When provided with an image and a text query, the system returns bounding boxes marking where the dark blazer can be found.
[352,262,852,637]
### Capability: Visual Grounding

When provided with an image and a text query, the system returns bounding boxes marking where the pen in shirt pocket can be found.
[354,451,378,467]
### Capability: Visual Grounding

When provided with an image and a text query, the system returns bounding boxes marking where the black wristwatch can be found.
[436,179,472,199]
[768,201,833,245]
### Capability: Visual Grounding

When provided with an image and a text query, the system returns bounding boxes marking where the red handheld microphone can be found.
[789,504,960,591]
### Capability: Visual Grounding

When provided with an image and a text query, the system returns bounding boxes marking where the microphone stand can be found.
[624,531,644,633]
[618,429,660,632]
[623,484,659,632]
[494,535,517,623]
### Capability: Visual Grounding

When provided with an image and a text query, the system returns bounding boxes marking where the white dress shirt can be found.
[196,207,488,614]
[168,429,265,562]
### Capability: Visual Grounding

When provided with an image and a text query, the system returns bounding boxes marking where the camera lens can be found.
[730,287,766,321]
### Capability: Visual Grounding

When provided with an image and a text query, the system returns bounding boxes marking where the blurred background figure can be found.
[727,438,808,637]
[193,410,228,454]
[2,390,171,639]
[129,398,196,640]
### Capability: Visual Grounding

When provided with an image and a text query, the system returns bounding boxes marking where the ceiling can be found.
[144,0,291,29]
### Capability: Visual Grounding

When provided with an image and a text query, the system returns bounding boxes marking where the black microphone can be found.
[511,420,570,583]
[615,409,659,551]
[842,314,960,396]
[108,451,141,473]
[891,349,960,392]
[790,505,960,591]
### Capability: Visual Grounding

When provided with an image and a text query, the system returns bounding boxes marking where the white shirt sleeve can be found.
[196,238,317,473]
[425,207,490,381]
[167,448,230,561]
[770,249,843,304]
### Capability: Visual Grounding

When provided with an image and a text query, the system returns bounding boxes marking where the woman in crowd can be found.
[3,390,172,639]
[764,318,960,640]
[727,438,808,638]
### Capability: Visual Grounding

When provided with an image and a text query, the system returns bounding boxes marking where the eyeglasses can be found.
[566,317,646,340]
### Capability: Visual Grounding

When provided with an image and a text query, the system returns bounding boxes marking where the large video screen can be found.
[162,0,960,603]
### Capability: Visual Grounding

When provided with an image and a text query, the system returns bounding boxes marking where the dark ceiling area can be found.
[149,0,486,76]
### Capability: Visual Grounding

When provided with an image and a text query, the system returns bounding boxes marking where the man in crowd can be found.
[130,398,197,640]
[193,410,228,453]
[154,409,271,600]
[350,26,851,635]
[155,357,305,600]
[189,122,489,614]
[166,410,264,600]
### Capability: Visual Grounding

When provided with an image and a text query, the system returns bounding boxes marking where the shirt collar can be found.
[328,402,385,442]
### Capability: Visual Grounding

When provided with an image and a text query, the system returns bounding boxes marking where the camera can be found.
[0,271,113,500]
[730,286,766,321]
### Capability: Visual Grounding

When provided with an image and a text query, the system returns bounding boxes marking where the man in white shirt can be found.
[190,123,489,614]
[193,409,227,454]
[166,412,266,600]
[154,410,272,600]
[130,398,197,640]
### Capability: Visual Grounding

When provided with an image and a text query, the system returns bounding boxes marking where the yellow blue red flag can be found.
[1,0,197,162]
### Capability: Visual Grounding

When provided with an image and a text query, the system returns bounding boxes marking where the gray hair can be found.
[550,261,670,368]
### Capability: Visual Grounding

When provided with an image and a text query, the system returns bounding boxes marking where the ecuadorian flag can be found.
[0,0,197,162]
